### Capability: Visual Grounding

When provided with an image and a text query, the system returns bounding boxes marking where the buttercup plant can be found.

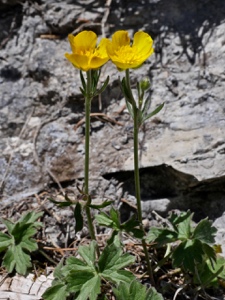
[0,28,223,300]
[43,30,164,299]
[65,31,110,248]
[106,30,164,286]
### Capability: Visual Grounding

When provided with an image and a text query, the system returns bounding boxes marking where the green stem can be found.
[84,70,99,256]
[125,69,155,287]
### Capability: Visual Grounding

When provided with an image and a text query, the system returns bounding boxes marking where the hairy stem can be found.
[125,69,155,287]
[84,70,99,256]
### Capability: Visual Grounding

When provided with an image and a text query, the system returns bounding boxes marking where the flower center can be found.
[115,45,140,63]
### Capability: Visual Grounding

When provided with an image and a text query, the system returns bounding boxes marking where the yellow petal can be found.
[69,31,97,54]
[73,54,90,71]
[110,59,142,71]
[65,53,81,69]
[96,38,110,58]
[65,53,90,71]
[90,56,109,69]
[133,31,154,58]
[111,30,130,50]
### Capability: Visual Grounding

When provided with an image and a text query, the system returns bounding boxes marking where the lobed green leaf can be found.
[42,284,69,300]
[193,218,217,244]
[0,232,12,252]
[78,241,97,269]
[98,242,135,272]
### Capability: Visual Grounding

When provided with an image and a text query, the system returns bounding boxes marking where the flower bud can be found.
[140,77,151,92]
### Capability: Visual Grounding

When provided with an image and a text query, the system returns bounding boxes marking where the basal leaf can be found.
[202,243,217,264]
[53,259,65,281]
[11,223,33,242]
[3,244,32,275]
[147,227,177,246]
[66,270,96,293]
[76,275,101,300]
[121,215,143,238]
[177,212,193,240]
[99,242,135,272]
[113,281,130,300]
[0,218,14,233]
[172,239,204,272]
[169,210,192,228]
[78,241,97,269]
[2,246,16,273]
[103,269,135,285]
[20,237,38,252]
[42,284,69,300]
[62,257,91,274]
[125,279,146,299]
[19,211,43,225]
[146,287,164,300]
[0,232,12,252]
[113,280,163,300]
[193,218,217,244]
[109,207,120,228]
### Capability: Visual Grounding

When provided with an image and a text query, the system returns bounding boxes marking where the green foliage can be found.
[79,69,109,98]
[42,239,135,300]
[121,74,164,127]
[49,193,113,234]
[113,280,164,300]
[95,207,144,240]
[147,211,225,288]
[194,255,225,287]
[0,211,43,275]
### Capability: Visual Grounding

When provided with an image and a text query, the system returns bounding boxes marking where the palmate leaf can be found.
[0,232,12,252]
[42,284,69,300]
[194,256,225,287]
[98,241,135,272]
[176,212,193,240]
[20,236,39,252]
[2,245,32,275]
[172,239,204,272]
[109,207,120,228]
[67,271,101,300]
[43,239,135,300]
[0,211,43,275]
[11,223,36,242]
[19,211,43,226]
[121,214,144,239]
[102,269,135,285]
[113,280,163,300]
[62,257,92,274]
[78,240,97,269]
[147,227,177,246]
[0,218,14,233]
[193,218,217,244]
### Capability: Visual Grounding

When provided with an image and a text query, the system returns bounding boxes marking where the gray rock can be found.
[0,0,225,230]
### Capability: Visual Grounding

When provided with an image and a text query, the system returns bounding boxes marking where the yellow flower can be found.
[65,31,109,71]
[106,30,154,70]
